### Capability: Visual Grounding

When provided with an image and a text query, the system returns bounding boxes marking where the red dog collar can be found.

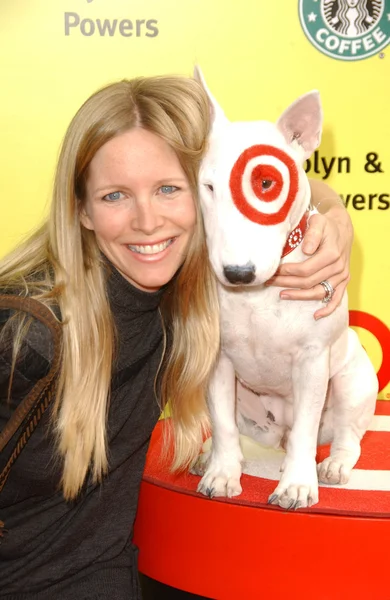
[281,210,310,259]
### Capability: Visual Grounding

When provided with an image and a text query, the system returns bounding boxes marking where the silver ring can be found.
[320,280,335,304]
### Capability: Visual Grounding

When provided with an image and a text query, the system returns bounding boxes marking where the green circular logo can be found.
[299,0,390,61]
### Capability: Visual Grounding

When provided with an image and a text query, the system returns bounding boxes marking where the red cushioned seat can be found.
[134,401,390,599]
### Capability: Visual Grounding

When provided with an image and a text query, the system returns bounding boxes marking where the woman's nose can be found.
[132,199,164,234]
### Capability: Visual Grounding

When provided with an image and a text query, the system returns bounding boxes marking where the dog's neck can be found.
[280,209,310,259]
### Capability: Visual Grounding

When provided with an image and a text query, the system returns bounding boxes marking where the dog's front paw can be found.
[268,458,319,509]
[317,454,354,485]
[196,455,242,499]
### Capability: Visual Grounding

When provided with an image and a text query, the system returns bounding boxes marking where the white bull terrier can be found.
[194,69,378,509]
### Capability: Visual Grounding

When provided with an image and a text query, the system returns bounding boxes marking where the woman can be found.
[0,75,352,599]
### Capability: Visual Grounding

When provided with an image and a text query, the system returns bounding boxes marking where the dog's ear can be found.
[194,66,229,134]
[276,91,322,161]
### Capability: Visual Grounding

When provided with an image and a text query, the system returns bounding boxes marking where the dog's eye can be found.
[262,180,274,190]
[205,183,214,193]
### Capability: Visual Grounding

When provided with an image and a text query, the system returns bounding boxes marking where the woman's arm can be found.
[267,179,353,320]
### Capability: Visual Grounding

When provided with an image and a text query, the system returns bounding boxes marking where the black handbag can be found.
[0,295,62,540]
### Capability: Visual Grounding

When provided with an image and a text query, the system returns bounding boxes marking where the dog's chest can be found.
[218,285,327,394]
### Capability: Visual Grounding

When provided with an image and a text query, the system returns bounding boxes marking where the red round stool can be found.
[134,401,390,600]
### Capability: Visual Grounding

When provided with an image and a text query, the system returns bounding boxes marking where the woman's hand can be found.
[266,192,353,320]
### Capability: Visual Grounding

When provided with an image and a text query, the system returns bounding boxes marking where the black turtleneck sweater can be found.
[0,267,165,599]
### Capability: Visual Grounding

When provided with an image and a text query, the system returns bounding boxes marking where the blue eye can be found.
[160,185,178,194]
[103,191,122,202]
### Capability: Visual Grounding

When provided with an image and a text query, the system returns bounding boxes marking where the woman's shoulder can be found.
[0,293,61,381]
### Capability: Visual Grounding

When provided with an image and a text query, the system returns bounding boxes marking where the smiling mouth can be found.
[128,238,176,255]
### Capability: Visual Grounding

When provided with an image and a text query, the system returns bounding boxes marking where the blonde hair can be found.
[0,76,219,499]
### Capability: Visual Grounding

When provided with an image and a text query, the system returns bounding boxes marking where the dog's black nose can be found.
[223,263,256,284]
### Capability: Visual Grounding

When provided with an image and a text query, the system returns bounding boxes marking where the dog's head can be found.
[195,67,323,286]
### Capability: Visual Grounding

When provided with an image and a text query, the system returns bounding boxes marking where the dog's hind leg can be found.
[317,328,378,485]
[237,411,286,448]
[236,391,287,449]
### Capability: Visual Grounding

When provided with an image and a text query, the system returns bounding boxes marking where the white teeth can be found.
[128,239,173,254]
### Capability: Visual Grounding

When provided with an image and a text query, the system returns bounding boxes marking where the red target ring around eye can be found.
[229,144,299,226]
[250,164,283,202]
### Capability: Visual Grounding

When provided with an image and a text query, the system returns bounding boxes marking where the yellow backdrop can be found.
[1,0,389,397]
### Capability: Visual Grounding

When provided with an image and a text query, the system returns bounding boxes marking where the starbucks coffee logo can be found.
[299,0,390,60]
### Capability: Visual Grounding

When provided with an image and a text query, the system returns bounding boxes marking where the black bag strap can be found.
[0,295,62,500]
